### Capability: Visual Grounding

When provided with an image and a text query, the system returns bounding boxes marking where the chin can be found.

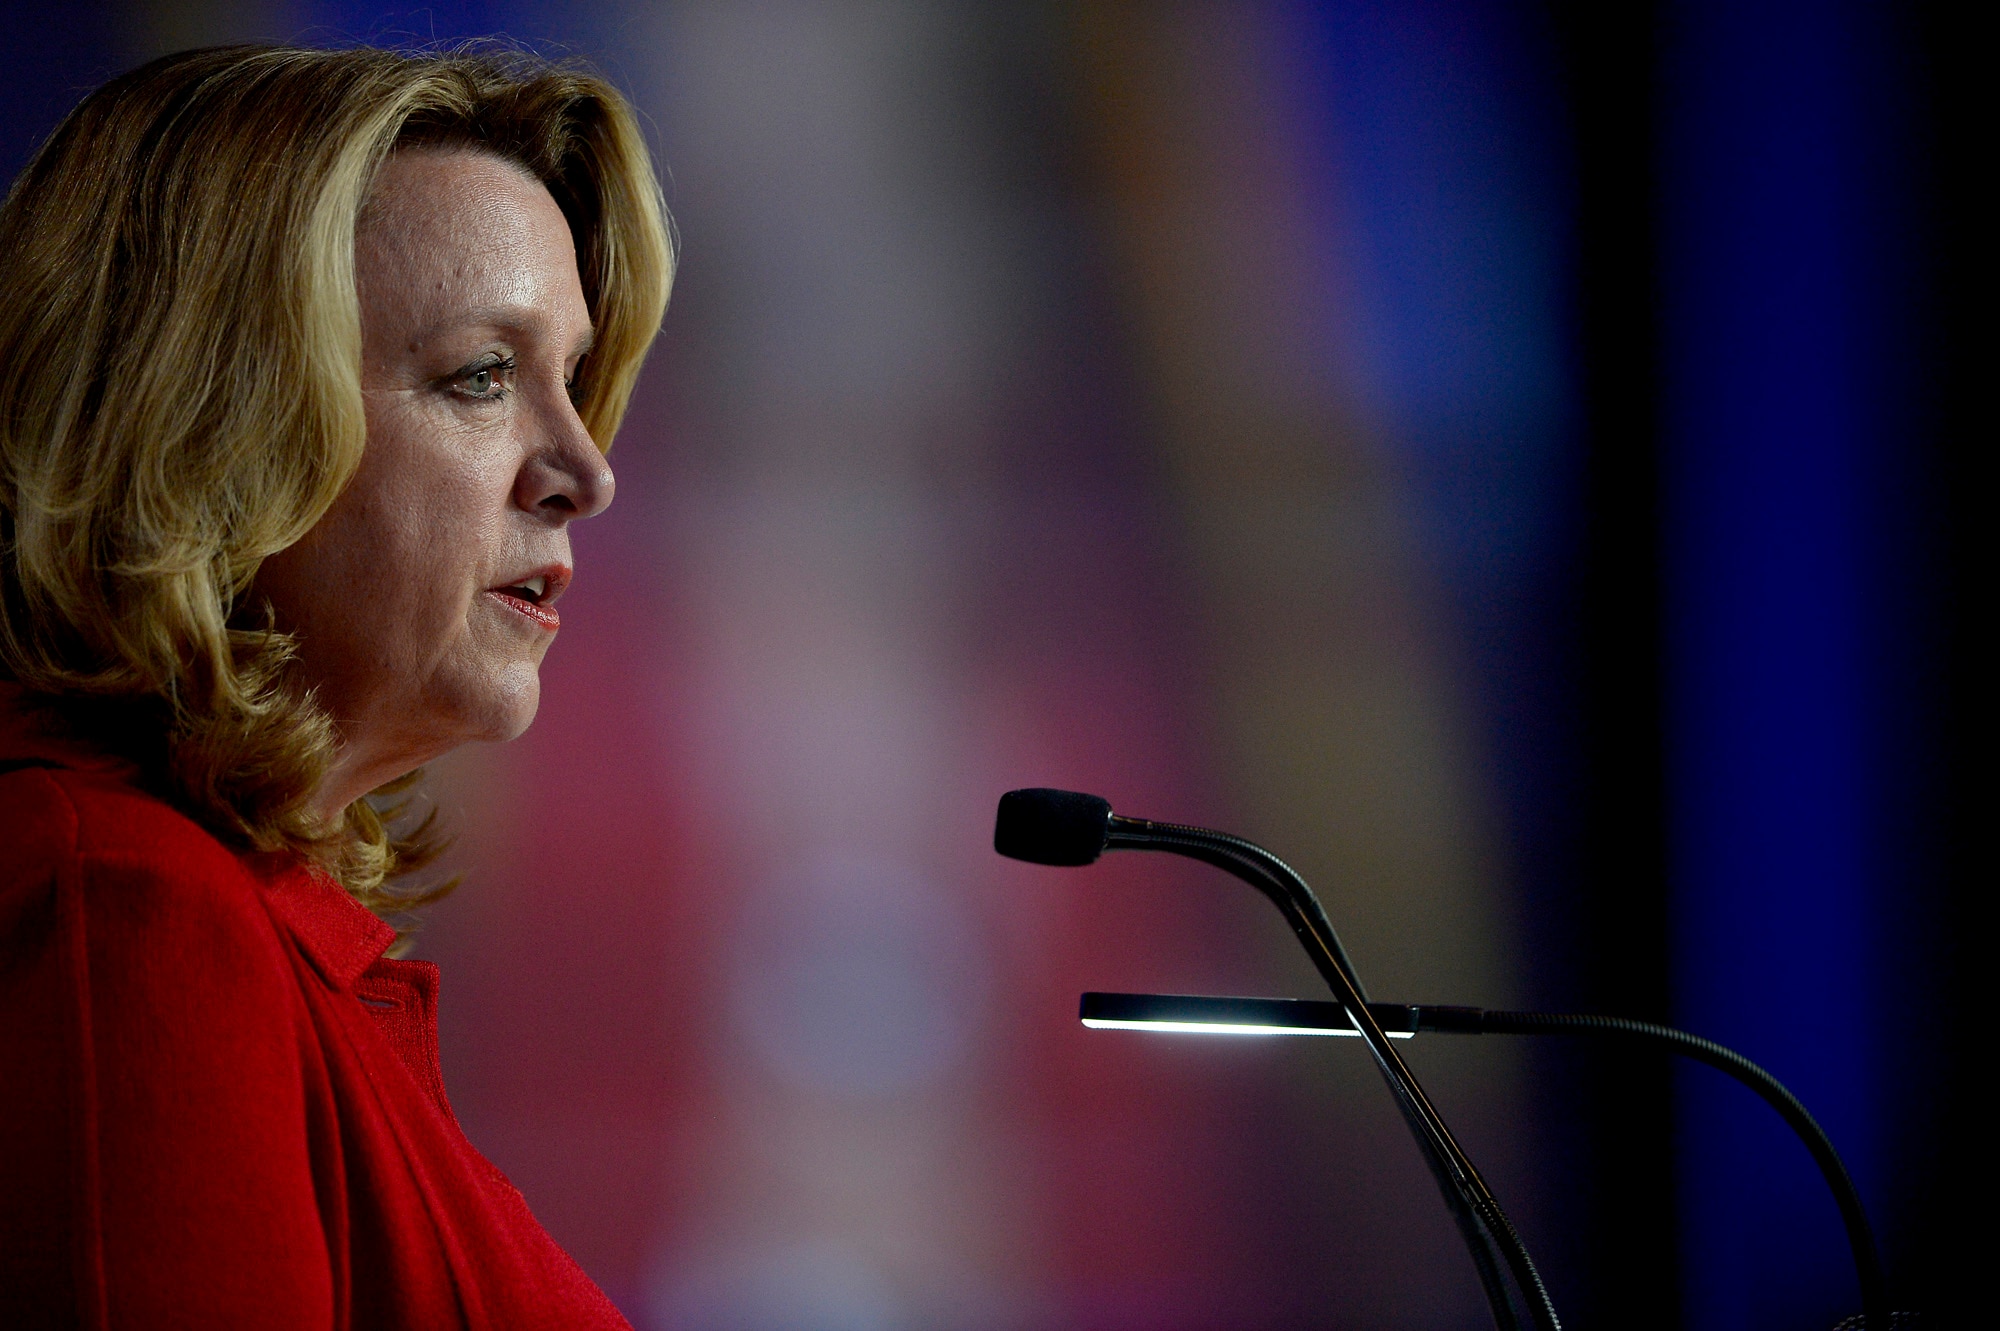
[489,672,543,741]
[460,667,543,744]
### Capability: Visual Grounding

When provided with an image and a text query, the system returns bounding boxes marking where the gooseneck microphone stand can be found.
[995,788,1562,1331]
[1077,992,1890,1330]
[996,787,1895,1331]
[1460,1009,1887,1329]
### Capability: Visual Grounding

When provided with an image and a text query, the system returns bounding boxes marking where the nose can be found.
[516,393,615,523]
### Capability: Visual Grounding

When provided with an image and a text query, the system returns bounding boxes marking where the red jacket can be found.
[0,690,632,1329]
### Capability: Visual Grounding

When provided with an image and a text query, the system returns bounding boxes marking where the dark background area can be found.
[1554,3,1677,1321]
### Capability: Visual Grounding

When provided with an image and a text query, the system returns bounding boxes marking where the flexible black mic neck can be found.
[995,788,1561,1331]
[994,789,1367,993]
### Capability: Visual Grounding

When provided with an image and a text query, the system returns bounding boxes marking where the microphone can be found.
[995,787,1560,1331]
[993,788,1111,865]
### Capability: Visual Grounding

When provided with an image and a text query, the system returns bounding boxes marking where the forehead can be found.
[355,149,584,336]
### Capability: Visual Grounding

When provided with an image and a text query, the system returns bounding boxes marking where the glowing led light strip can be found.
[1079,993,1422,1039]
[1082,1017,1414,1038]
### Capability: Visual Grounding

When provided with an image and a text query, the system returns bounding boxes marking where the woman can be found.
[0,45,672,1327]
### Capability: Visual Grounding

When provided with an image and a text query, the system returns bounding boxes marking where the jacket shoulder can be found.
[0,763,85,877]
[36,764,243,865]
[0,770,340,1322]
[0,764,286,974]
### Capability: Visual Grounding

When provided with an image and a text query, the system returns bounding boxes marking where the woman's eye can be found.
[452,357,515,400]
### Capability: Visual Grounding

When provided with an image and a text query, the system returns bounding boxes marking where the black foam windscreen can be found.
[993,788,1114,866]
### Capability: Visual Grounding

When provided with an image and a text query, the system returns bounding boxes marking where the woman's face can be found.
[257,149,611,814]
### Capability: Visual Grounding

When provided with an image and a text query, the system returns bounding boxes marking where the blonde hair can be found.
[0,45,674,913]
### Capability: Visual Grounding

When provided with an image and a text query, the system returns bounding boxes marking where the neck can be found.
[311,733,435,825]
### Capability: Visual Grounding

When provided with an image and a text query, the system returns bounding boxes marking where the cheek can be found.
[289,416,512,665]
[351,412,510,589]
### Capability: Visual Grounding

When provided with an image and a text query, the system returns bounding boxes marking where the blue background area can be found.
[1661,1,1928,1325]
[1288,0,1585,989]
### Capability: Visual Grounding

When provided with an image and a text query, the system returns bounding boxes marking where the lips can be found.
[488,564,570,630]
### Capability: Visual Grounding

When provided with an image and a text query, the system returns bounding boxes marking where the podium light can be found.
[1080,992,1419,1038]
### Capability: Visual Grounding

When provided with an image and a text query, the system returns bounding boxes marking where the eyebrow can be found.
[405,305,596,360]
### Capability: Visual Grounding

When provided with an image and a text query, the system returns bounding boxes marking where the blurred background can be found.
[1,2,1979,1328]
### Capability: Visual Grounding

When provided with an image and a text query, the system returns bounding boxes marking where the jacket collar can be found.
[2,681,397,988]
[261,863,398,991]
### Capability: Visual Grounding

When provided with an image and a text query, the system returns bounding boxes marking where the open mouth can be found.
[490,573,562,629]
[501,575,549,604]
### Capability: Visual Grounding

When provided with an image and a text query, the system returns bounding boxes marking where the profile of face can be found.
[256,150,612,815]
